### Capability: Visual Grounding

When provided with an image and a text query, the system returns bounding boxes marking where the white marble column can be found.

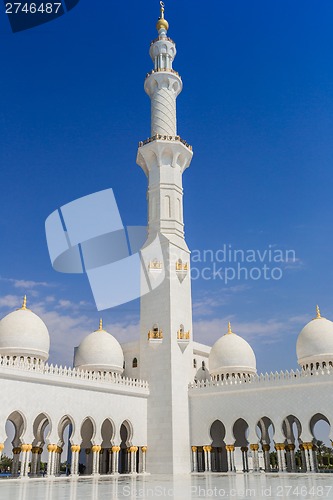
[250,444,260,472]
[129,446,138,474]
[20,444,32,477]
[241,447,249,472]
[288,444,297,472]
[91,445,101,475]
[31,447,42,476]
[191,446,198,472]
[70,445,80,476]
[47,444,57,476]
[203,446,212,472]
[275,444,286,472]
[262,444,271,472]
[12,447,21,476]
[111,446,120,474]
[226,445,235,472]
[141,447,147,473]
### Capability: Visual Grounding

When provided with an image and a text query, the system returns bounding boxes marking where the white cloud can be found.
[193,285,250,317]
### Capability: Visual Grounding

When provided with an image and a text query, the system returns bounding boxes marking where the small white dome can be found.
[296,307,333,368]
[209,323,257,377]
[74,320,124,374]
[0,298,50,361]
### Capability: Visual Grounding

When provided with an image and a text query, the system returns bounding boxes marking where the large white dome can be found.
[209,323,257,377]
[74,320,124,374]
[0,297,50,361]
[296,307,333,368]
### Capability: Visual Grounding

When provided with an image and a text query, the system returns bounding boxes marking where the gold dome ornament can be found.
[314,305,324,320]
[156,1,169,32]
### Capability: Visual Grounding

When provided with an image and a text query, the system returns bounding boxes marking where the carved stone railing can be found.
[138,134,193,151]
[148,330,163,340]
[150,36,175,46]
[188,366,333,392]
[0,355,149,390]
[146,68,180,79]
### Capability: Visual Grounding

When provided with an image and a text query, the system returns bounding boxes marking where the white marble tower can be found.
[136,2,194,474]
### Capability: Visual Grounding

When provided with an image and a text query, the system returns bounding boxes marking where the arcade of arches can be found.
[1,413,147,477]
[191,414,332,474]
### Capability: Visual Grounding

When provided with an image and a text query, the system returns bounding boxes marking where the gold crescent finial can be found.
[160,1,165,18]
[99,318,103,331]
[21,295,27,310]
[227,322,233,334]
[156,0,169,32]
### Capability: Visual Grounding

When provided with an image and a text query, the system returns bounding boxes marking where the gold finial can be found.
[156,1,169,32]
[227,322,233,334]
[99,318,103,331]
[316,305,321,319]
[21,295,27,310]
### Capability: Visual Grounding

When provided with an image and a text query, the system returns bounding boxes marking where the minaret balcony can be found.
[148,260,163,272]
[138,134,192,152]
[148,330,163,342]
[177,330,190,341]
[146,68,180,79]
[150,36,175,46]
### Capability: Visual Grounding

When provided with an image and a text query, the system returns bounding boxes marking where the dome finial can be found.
[99,318,103,331]
[21,295,27,310]
[227,322,233,334]
[316,305,321,319]
[156,1,169,33]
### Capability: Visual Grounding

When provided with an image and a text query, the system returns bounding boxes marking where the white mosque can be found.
[0,3,332,479]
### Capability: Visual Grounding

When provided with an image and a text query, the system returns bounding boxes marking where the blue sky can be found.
[0,0,333,387]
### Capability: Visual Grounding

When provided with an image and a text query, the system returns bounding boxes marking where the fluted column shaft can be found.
[262,444,271,472]
[20,444,32,477]
[191,446,198,472]
[91,445,101,475]
[250,444,260,472]
[141,447,147,473]
[275,444,286,472]
[226,445,235,472]
[111,446,120,474]
[70,445,80,476]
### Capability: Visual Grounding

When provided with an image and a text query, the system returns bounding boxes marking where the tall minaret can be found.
[136,2,194,474]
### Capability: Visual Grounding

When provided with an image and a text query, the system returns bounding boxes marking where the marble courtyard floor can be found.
[0,472,332,499]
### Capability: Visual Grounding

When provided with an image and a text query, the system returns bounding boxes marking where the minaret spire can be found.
[156,1,169,34]
[137,6,194,475]
[21,295,27,310]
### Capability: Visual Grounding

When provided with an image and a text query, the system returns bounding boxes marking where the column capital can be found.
[91,445,102,453]
[47,444,57,453]
[302,442,313,450]
[226,445,235,452]
[129,446,138,453]
[250,444,259,451]
[111,446,121,453]
[275,443,285,451]
[191,446,197,452]
[287,443,296,451]
[21,444,32,452]
[0,443,4,452]
[32,446,42,454]
[13,447,21,455]
[141,446,148,453]
[241,446,248,452]
[262,444,270,452]
[71,445,81,453]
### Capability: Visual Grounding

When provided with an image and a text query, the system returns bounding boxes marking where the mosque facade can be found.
[0,4,332,478]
